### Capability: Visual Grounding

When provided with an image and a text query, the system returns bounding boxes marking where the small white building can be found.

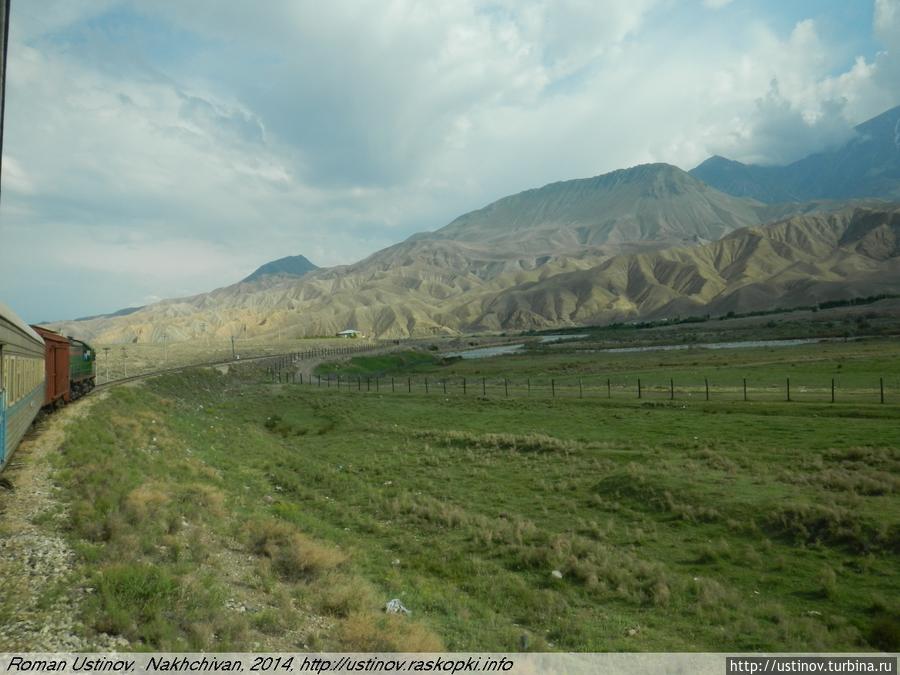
[336,329,362,338]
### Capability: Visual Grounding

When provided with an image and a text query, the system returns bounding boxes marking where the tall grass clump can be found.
[247,518,347,581]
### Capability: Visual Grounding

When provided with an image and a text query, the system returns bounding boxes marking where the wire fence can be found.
[260,358,894,405]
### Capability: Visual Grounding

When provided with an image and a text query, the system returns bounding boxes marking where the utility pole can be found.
[0,0,10,199]
[162,332,168,364]
[121,347,127,378]
[231,335,236,360]
[103,347,110,383]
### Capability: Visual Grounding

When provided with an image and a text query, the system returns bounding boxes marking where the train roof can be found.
[31,324,70,345]
[0,301,45,346]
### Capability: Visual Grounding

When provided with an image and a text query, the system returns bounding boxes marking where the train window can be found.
[0,355,43,405]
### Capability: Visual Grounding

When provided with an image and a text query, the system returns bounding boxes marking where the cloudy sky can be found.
[2,0,899,322]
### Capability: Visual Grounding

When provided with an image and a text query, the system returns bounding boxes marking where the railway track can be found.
[91,335,532,392]
[91,342,387,391]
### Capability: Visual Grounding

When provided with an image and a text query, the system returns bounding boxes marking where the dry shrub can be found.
[338,612,444,652]
[248,519,347,581]
[692,448,739,473]
[650,580,671,606]
[691,577,732,610]
[565,558,599,589]
[513,519,539,545]
[315,574,380,618]
[180,483,226,518]
[435,503,467,528]
[825,446,898,468]
[813,468,898,496]
[124,484,171,524]
[414,429,578,454]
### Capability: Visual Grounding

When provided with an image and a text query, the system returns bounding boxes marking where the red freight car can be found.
[31,325,70,407]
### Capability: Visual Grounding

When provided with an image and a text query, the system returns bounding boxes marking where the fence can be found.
[260,362,893,405]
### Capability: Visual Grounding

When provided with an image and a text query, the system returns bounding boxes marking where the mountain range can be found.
[690,105,900,203]
[50,105,900,342]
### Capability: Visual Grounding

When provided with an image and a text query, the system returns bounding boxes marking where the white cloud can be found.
[2,0,899,322]
[875,0,900,37]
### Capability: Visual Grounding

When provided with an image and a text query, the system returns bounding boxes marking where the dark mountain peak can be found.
[242,255,318,283]
[854,103,900,137]
[693,155,742,170]
[572,162,692,185]
[485,163,700,208]
[690,104,900,203]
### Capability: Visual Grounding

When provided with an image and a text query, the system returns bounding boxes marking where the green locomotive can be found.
[68,338,96,399]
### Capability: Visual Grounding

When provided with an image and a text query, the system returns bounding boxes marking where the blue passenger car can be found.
[0,301,46,470]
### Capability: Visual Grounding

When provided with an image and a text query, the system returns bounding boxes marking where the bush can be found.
[248,519,347,581]
[338,612,444,651]
[315,574,380,618]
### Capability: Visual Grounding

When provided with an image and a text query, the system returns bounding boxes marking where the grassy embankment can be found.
[49,370,441,651]
[41,338,900,651]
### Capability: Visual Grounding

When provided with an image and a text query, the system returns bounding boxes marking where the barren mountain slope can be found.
[52,164,775,341]
[475,206,900,330]
[423,163,768,251]
[51,205,900,341]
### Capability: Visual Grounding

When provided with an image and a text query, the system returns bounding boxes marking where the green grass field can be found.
[313,339,900,404]
[42,338,900,651]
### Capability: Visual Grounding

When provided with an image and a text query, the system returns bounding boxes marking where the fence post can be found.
[443,380,447,395]
[408,377,411,393]
[607,378,611,399]
[337,375,341,390]
[670,378,674,401]
[831,378,835,403]
[367,377,371,392]
[786,377,790,402]
[527,378,531,395]
[637,378,641,399]
[880,377,884,404]
[376,377,380,393]
[482,377,486,396]
[743,378,747,402]
[300,373,303,385]
[552,379,556,398]
[579,378,583,399]
[705,378,709,401]
[505,378,509,398]
[425,377,429,394]
[317,375,321,387]
[463,377,466,395]
[391,377,395,393]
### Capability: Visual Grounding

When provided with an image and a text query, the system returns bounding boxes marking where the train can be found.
[0,301,96,471]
